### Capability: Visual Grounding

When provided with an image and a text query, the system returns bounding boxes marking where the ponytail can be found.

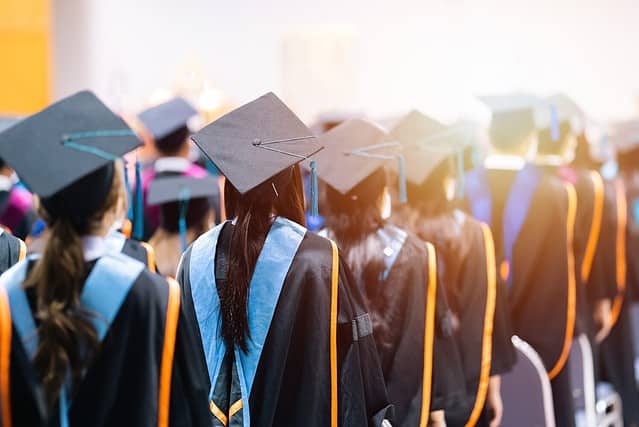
[222,165,305,351]
[26,218,98,407]
[24,162,125,408]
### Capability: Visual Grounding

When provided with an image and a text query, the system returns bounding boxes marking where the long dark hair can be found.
[393,158,468,312]
[222,165,306,351]
[323,168,389,339]
[24,163,124,408]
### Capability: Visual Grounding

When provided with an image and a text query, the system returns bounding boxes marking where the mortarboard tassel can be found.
[550,104,560,142]
[397,154,407,203]
[178,191,190,253]
[456,149,465,199]
[123,160,134,222]
[133,159,144,240]
[310,160,319,218]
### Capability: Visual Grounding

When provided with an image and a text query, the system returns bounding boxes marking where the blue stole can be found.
[1,252,145,426]
[465,164,542,286]
[188,216,306,427]
[377,224,408,281]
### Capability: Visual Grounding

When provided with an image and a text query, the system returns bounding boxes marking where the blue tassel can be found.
[550,104,560,142]
[456,149,465,200]
[397,155,407,203]
[123,161,134,221]
[178,188,191,253]
[133,159,144,240]
[179,202,188,252]
[310,160,319,217]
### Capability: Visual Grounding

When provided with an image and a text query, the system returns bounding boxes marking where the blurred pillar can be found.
[280,28,359,122]
[51,0,92,101]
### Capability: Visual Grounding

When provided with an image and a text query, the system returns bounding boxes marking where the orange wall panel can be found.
[0,0,51,115]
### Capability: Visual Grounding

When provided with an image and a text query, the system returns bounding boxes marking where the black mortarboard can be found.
[534,95,577,153]
[386,110,449,185]
[147,175,219,206]
[138,97,198,141]
[0,91,141,222]
[313,118,394,195]
[191,92,322,195]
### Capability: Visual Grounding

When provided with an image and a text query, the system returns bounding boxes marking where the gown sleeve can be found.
[458,221,515,381]
[142,269,212,427]
[335,252,393,427]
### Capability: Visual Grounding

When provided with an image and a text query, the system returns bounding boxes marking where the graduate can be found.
[533,96,616,343]
[600,120,639,426]
[314,118,465,426]
[387,111,515,427]
[464,95,577,427]
[0,118,37,240]
[0,91,210,426]
[137,97,208,239]
[147,175,218,276]
[176,93,391,427]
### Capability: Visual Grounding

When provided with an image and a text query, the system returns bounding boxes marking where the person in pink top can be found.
[137,97,209,240]
[0,118,37,239]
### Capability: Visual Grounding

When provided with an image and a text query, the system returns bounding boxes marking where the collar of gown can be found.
[154,157,191,174]
[82,235,108,261]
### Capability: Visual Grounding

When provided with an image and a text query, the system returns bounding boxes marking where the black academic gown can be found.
[343,224,466,426]
[464,165,577,427]
[121,238,158,273]
[7,259,211,427]
[416,212,515,427]
[178,221,391,427]
[598,176,639,425]
[541,166,613,341]
[0,231,24,274]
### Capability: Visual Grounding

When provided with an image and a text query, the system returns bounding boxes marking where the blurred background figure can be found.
[136,97,210,240]
[0,118,37,239]
[147,175,218,276]
[465,95,578,427]
[316,118,465,426]
[388,110,515,427]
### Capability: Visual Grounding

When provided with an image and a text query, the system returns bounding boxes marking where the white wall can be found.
[52,0,639,123]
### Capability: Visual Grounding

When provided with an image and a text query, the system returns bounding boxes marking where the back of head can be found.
[323,167,386,245]
[489,107,537,155]
[159,195,211,235]
[536,121,575,158]
[155,126,190,156]
[222,165,306,351]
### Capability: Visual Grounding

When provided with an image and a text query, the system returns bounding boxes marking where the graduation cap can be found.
[479,94,540,150]
[311,118,406,201]
[609,119,639,154]
[535,95,584,154]
[389,111,473,197]
[138,97,198,141]
[546,93,585,126]
[191,92,323,213]
[387,110,449,185]
[0,91,141,222]
[148,175,219,251]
